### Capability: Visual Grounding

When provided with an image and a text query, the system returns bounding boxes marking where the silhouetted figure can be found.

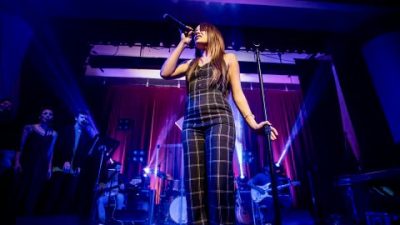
[14,108,57,215]
[248,167,293,224]
[96,162,126,225]
[0,98,18,225]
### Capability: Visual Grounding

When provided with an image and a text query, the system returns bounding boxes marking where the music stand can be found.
[93,135,119,189]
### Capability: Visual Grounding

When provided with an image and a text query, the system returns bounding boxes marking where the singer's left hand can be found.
[253,121,278,140]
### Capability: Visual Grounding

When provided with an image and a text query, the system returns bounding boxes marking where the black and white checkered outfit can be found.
[182,63,235,225]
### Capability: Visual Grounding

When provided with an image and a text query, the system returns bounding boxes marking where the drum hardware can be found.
[151,177,187,225]
[172,180,180,192]
[150,143,186,224]
[167,178,186,225]
[144,168,179,225]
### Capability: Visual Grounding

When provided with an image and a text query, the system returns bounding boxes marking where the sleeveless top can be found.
[182,63,234,129]
[20,128,54,179]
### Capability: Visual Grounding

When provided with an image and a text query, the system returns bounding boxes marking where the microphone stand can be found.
[179,145,185,225]
[90,144,107,224]
[254,44,281,225]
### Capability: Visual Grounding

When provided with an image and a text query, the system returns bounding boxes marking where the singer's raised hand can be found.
[160,28,192,78]
[181,28,193,45]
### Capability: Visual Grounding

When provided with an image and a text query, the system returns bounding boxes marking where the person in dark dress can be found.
[160,23,278,225]
[14,108,58,215]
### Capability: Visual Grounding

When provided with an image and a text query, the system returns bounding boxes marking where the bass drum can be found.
[169,196,187,224]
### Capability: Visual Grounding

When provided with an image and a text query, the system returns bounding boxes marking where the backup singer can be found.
[49,111,97,214]
[14,108,58,215]
[54,111,97,175]
[160,23,278,225]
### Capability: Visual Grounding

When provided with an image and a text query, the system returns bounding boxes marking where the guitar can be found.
[52,166,80,176]
[97,182,121,197]
[251,180,300,203]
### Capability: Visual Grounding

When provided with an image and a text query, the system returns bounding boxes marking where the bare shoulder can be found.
[224,53,238,65]
[23,124,34,132]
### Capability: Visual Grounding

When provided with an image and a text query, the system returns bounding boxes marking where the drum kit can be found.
[123,143,187,224]
[155,172,187,225]
[124,169,187,225]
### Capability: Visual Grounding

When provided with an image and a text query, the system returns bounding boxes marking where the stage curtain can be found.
[105,84,309,205]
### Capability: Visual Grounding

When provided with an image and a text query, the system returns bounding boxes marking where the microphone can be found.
[163,14,193,33]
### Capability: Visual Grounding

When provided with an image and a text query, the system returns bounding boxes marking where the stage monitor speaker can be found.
[113,189,155,225]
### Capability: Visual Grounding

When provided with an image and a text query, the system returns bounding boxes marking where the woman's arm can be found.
[14,125,32,171]
[160,32,193,78]
[226,53,278,139]
[47,131,58,178]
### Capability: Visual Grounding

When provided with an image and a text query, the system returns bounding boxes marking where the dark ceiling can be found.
[8,0,397,31]
[3,0,400,60]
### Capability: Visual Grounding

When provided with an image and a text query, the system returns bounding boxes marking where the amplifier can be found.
[113,189,155,225]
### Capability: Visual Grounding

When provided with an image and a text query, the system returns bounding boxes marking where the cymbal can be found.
[146,168,173,180]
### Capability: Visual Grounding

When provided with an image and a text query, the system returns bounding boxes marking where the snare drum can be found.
[169,196,187,224]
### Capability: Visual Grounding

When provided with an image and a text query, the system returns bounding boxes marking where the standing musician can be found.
[50,110,98,214]
[54,110,97,175]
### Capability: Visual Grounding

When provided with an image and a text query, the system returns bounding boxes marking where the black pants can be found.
[182,123,235,225]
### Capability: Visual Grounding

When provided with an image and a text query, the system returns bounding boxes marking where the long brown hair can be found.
[187,23,228,88]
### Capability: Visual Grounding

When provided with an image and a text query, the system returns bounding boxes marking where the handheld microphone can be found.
[163,14,193,33]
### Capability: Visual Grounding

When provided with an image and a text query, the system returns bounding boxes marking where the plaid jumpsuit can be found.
[182,63,236,225]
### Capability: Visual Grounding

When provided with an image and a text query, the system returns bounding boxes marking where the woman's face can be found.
[194,25,207,48]
[39,109,54,123]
